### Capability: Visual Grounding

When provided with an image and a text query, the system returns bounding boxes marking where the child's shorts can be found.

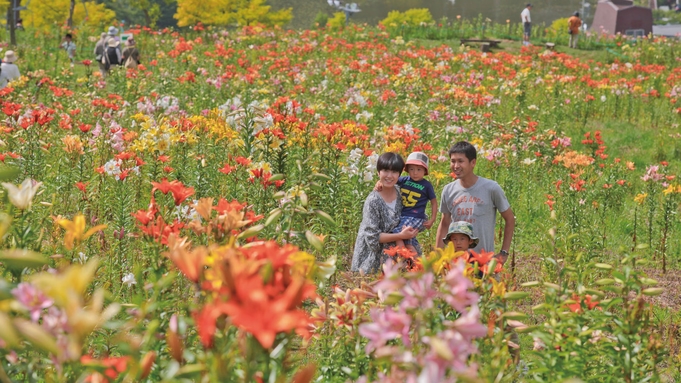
[392,216,426,247]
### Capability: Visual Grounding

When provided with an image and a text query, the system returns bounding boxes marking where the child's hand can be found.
[423,219,434,229]
[373,181,384,192]
[399,226,418,240]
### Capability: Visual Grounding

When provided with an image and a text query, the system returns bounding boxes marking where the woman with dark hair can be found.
[351,152,418,274]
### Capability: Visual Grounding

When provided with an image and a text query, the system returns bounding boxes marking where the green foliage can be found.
[174,0,292,27]
[314,11,329,28]
[22,0,115,30]
[327,11,345,29]
[549,17,570,36]
[379,8,434,28]
[653,8,681,23]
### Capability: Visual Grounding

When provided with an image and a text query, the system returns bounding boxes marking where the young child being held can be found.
[442,220,479,254]
[391,152,438,254]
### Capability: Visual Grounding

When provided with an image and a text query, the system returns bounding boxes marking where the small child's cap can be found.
[443,221,479,248]
[405,151,429,175]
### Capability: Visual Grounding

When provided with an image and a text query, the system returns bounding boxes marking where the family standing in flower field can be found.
[0,0,680,381]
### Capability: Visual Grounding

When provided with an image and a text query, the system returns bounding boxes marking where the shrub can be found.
[314,11,329,28]
[327,12,346,29]
[549,17,570,37]
[379,8,434,28]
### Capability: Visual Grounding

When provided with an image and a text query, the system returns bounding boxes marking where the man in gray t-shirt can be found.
[436,141,515,264]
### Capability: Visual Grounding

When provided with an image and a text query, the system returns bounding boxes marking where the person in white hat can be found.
[101,39,122,75]
[0,50,21,89]
[390,151,438,256]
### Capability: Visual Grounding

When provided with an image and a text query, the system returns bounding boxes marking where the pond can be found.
[271,0,592,29]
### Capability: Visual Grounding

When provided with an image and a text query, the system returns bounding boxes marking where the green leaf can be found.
[305,230,324,251]
[501,311,528,320]
[0,249,48,270]
[595,278,615,286]
[0,166,19,182]
[504,291,529,300]
[310,172,333,181]
[14,318,59,355]
[175,363,206,377]
[0,312,19,347]
[543,282,561,291]
[520,281,540,287]
[264,208,282,227]
[315,210,336,227]
[642,287,664,296]
[237,224,265,240]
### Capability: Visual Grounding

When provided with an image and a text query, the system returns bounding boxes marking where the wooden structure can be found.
[460,39,502,49]
[591,0,653,36]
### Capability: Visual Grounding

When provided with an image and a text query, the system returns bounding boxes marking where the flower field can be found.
[1,24,681,381]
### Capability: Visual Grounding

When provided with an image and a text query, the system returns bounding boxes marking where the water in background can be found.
[271,0,590,29]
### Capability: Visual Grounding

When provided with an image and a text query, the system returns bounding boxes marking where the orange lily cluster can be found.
[384,246,422,272]
[131,179,196,244]
[462,249,504,274]
[186,197,263,241]
[168,240,317,349]
[566,293,600,314]
[81,355,130,382]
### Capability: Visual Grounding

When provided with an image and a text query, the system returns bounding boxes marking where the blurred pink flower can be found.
[446,305,487,341]
[400,272,438,310]
[641,165,663,182]
[12,283,53,322]
[373,259,406,301]
[442,261,478,313]
[359,307,411,352]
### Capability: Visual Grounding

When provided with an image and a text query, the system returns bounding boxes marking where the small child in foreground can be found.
[442,220,479,254]
[443,220,502,275]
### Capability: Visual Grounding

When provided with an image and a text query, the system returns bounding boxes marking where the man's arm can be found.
[496,208,515,263]
[436,212,452,249]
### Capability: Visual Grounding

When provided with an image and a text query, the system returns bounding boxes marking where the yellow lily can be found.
[57,214,107,250]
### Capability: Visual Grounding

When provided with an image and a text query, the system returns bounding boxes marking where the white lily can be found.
[2,178,42,210]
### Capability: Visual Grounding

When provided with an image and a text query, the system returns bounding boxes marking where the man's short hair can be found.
[448,141,477,161]
[65,33,73,39]
[377,152,405,173]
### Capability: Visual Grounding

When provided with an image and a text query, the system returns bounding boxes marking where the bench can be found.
[545,42,555,50]
[460,39,502,49]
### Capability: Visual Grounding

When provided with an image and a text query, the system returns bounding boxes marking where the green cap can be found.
[443,221,479,248]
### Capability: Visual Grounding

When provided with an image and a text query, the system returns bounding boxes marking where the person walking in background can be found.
[61,33,77,67]
[102,39,122,76]
[568,12,582,49]
[94,32,108,76]
[521,3,532,46]
[107,26,120,44]
[0,50,21,89]
[122,38,141,69]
